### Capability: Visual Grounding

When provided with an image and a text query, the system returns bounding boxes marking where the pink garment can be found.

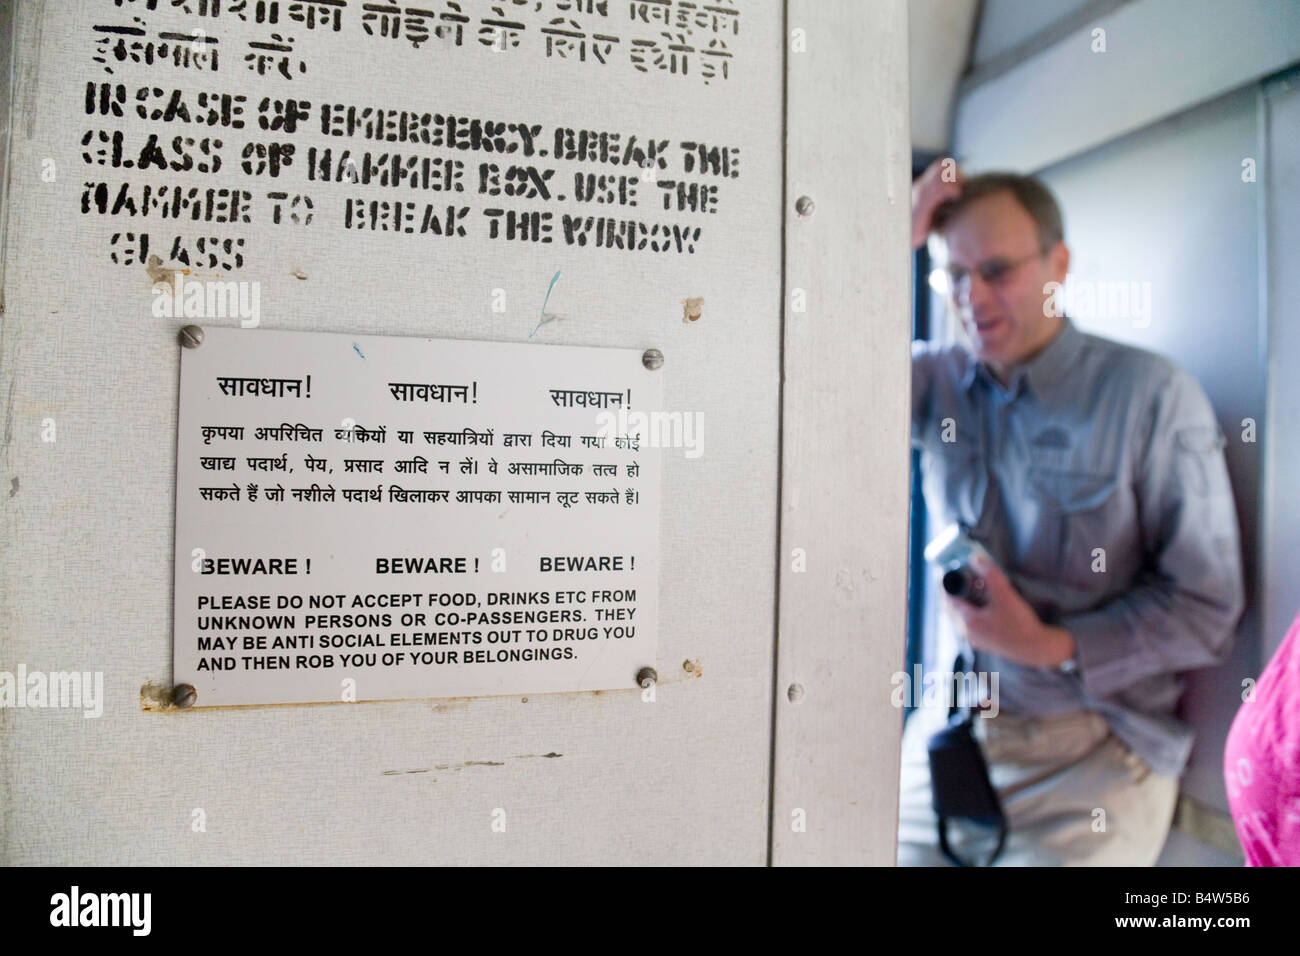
[1224,609,1300,865]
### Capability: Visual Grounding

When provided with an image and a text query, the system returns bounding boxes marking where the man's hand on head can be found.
[911,156,963,250]
[944,554,1077,669]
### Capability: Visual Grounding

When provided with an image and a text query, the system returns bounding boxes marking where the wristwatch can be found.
[1054,627,1079,673]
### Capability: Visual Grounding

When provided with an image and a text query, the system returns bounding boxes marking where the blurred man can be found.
[899,159,1245,865]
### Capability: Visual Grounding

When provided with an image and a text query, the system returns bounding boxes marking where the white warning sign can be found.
[173,326,662,706]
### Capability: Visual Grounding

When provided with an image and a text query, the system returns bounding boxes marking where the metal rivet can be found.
[172,683,197,708]
[642,349,663,371]
[636,667,657,688]
[179,325,204,349]
[787,683,804,703]
[795,196,815,217]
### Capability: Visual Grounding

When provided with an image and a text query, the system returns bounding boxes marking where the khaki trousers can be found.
[896,704,1179,866]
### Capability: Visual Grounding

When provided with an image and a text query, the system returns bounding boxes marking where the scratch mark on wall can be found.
[8,476,16,497]
[382,754,558,776]
[2,378,14,457]
[528,270,563,338]
[18,0,44,140]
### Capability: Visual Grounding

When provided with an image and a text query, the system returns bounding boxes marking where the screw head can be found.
[172,683,197,708]
[179,325,204,349]
[795,195,815,217]
[636,667,658,689]
[642,349,664,371]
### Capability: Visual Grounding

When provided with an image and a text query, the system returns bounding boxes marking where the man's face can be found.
[937,191,1069,371]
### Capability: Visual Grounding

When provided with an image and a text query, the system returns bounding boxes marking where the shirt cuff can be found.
[1059,604,1137,698]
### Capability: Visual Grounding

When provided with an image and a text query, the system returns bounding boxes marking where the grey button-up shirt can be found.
[911,317,1245,777]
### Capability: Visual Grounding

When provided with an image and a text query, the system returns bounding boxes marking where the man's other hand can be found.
[912,156,963,250]
[943,555,1077,669]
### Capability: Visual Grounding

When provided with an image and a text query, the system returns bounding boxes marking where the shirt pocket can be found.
[1174,426,1227,496]
[1027,468,1121,586]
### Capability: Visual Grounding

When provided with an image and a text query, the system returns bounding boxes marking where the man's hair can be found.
[931,172,1065,253]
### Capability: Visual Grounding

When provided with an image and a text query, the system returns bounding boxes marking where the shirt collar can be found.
[962,317,1082,401]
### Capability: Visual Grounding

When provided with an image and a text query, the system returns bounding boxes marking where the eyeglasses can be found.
[935,252,1044,296]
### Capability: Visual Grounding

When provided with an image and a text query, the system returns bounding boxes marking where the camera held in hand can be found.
[941,564,989,607]
[924,525,994,608]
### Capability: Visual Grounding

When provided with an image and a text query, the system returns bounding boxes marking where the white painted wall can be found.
[969,0,1105,67]
[0,0,913,865]
[775,0,911,866]
[908,0,978,153]
[0,0,787,865]
[1260,71,1300,666]
[954,0,1300,174]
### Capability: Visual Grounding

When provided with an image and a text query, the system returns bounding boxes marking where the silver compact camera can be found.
[924,524,994,607]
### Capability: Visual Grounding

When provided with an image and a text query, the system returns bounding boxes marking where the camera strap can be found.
[926,645,1008,866]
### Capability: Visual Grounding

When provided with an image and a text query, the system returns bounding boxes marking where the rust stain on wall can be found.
[145,254,183,287]
[139,681,175,711]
